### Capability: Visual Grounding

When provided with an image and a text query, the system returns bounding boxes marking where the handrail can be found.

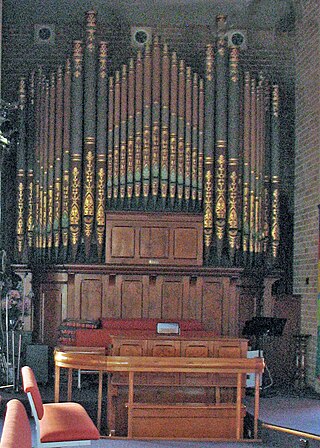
[105,355,264,374]
[54,350,264,373]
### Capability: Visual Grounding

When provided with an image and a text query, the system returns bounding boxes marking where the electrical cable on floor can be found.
[262,362,274,390]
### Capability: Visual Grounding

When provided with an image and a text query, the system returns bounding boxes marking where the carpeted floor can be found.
[245,389,320,436]
[2,377,320,447]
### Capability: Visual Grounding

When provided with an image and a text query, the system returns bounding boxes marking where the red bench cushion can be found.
[100,318,205,331]
[40,403,100,442]
[75,319,206,348]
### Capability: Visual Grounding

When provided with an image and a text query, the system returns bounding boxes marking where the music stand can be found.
[242,317,287,393]
[242,317,287,339]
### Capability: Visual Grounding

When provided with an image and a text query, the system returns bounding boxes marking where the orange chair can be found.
[0,399,32,448]
[21,366,100,448]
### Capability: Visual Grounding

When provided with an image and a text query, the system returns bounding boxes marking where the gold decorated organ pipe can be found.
[142,43,151,206]
[134,51,143,203]
[198,77,204,205]
[46,71,56,257]
[26,70,35,254]
[242,72,251,262]
[16,77,27,259]
[191,72,199,209]
[61,58,71,263]
[127,58,135,206]
[255,75,265,255]
[34,68,43,254]
[96,41,108,261]
[69,40,83,262]
[249,76,257,259]
[37,76,45,253]
[169,51,178,208]
[270,83,280,261]
[254,78,261,256]
[41,77,50,259]
[263,81,271,256]
[160,43,170,207]
[177,59,185,209]
[215,15,228,263]
[184,66,192,208]
[53,66,63,262]
[106,76,114,205]
[227,46,240,264]
[83,10,97,258]
[203,44,214,262]
[151,36,161,205]
[120,64,128,203]
[113,70,121,204]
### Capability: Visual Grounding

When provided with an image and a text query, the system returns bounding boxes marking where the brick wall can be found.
[1,8,294,102]
[294,0,320,389]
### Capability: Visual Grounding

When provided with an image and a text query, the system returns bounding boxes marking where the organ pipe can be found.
[69,40,83,262]
[83,11,97,258]
[96,41,108,261]
[61,58,71,261]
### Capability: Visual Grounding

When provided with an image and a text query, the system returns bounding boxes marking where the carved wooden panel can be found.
[147,339,182,385]
[73,275,104,320]
[140,227,169,259]
[110,226,135,259]
[111,338,148,385]
[120,277,145,318]
[147,340,180,357]
[160,277,184,319]
[173,227,198,260]
[105,212,203,266]
[181,340,213,385]
[201,278,224,333]
[113,339,148,357]
[181,340,212,358]
[36,272,68,347]
[80,278,103,320]
[40,283,63,346]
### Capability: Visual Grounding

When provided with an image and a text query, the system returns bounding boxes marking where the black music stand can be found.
[242,317,287,393]
[242,317,287,340]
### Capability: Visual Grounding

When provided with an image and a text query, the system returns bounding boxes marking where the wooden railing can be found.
[54,350,264,440]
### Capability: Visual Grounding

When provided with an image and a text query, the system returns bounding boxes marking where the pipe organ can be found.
[15,11,281,269]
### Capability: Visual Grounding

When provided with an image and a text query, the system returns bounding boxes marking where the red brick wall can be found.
[1,10,294,101]
[294,0,320,388]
